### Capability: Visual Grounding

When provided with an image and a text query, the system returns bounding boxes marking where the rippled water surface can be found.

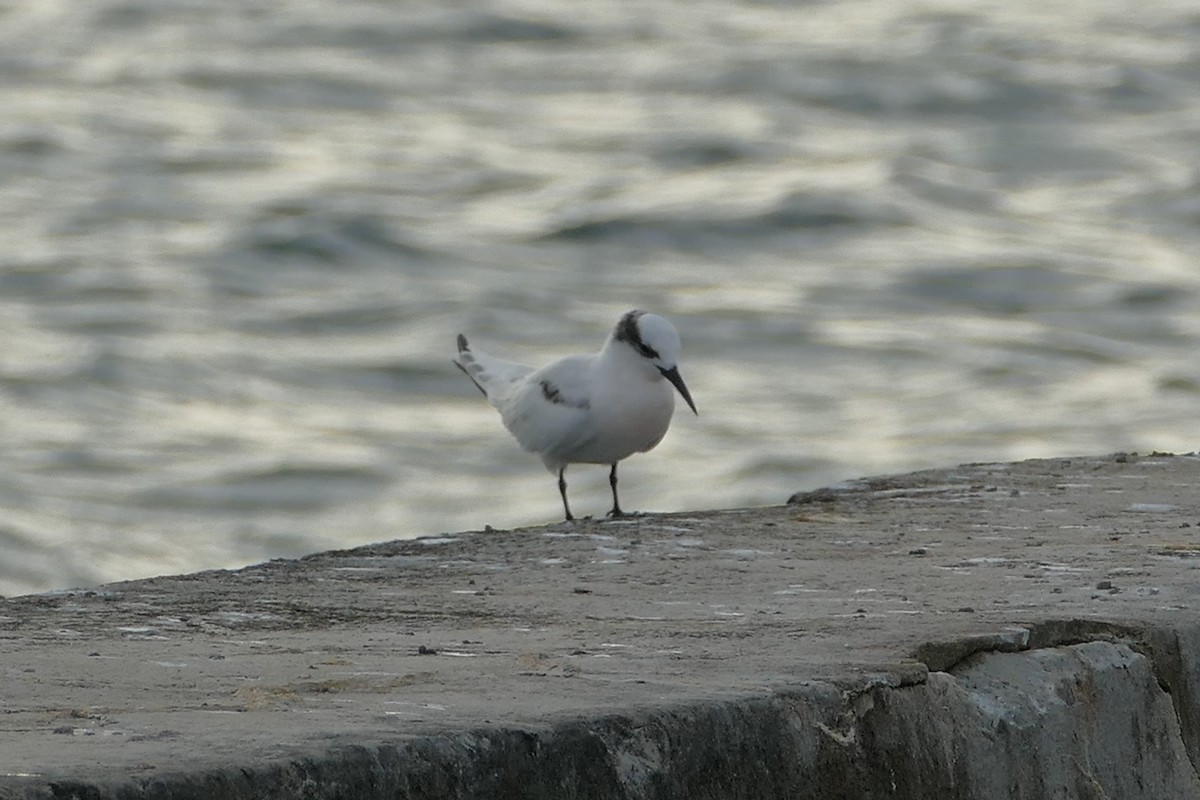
[3,0,1200,595]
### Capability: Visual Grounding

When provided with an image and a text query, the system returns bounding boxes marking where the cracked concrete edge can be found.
[913,627,1032,673]
[869,639,1200,799]
[9,620,1200,800]
[913,617,1164,673]
[914,616,1200,772]
[2,684,859,800]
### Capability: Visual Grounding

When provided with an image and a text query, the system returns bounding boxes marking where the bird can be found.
[453,310,697,521]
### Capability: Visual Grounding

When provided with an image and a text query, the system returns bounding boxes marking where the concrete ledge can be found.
[4,453,1200,798]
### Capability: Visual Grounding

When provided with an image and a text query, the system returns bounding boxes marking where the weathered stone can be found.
[4,453,1200,798]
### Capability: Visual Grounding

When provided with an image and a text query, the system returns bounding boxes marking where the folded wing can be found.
[499,357,598,467]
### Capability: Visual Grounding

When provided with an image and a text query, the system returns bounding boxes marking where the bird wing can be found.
[497,356,598,464]
[453,334,535,404]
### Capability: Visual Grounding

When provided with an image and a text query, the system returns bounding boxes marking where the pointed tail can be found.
[453,333,537,403]
[453,334,489,397]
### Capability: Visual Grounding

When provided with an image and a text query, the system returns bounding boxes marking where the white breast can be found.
[566,366,676,465]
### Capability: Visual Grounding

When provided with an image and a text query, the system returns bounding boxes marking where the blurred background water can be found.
[2,0,1199,596]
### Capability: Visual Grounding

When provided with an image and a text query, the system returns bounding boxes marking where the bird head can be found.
[613,310,698,415]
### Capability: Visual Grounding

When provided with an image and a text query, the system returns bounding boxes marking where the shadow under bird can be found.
[453,310,698,521]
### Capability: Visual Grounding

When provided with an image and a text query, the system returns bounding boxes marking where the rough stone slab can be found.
[862,640,1200,798]
[3,453,1200,798]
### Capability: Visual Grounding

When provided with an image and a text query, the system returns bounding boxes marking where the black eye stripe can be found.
[614,310,660,360]
[636,342,659,359]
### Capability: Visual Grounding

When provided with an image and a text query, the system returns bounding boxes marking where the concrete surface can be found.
[3,452,1200,798]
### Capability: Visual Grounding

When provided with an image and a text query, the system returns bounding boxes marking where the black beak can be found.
[658,366,698,415]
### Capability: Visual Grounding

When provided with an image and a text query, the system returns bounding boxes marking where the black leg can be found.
[558,466,574,521]
[607,462,624,518]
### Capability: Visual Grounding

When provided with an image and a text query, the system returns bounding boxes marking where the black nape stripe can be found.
[613,310,660,360]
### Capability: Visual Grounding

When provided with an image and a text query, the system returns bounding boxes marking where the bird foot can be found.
[605,508,644,520]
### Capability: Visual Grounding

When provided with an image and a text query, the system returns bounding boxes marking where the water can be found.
[2,0,1199,596]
